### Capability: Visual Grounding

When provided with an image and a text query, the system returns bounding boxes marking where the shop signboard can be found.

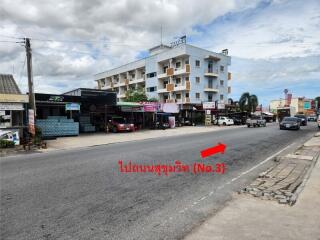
[304,101,311,110]
[65,103,80,111]
[162,103,179,113]
[203,102,215,109]
[217,103,225,110]
[142,102,158,112]
[28,109,35,135]
[0,103,24,111]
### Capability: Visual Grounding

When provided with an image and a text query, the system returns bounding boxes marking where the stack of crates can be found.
[79,116,96,133]
[36,116,79,137]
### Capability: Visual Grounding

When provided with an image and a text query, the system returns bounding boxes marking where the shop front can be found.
[0,74,29,145]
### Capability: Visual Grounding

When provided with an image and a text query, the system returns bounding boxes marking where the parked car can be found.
[279,117,300,130]
[318,115,320,129]
[308,114,317,122]
[294,114,307,126]
[231,117,243,125]
[215,116,234,126]
[246,116,266,128]
[107,117,135,132]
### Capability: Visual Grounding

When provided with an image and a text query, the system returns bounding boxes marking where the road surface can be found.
[0,123,318,240]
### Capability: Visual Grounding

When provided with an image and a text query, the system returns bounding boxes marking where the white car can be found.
[216,116,234,126]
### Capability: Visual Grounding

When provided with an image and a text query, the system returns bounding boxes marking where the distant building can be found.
[94,42,231,110]
[269,97,314,115]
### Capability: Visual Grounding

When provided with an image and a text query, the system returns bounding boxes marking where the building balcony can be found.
[204,86,219,92]
[165,99,175,103]
[204,69,219,77]
[173,81,191,91]
[173,98,191,104]
[174,64,190,76]
[157,88,169,93]
[157,72,168,79]
[129,77,145,84]
[101,85,112,90]
[118,93,126,98]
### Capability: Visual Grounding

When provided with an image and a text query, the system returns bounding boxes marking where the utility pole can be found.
[25,38,36,114]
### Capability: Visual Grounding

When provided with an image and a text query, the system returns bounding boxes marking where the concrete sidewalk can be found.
[43,125,244,151]
[185,134,320,240]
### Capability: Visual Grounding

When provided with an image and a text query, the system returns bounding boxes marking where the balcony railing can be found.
[204,85,219,92]
[204,68,219,77]
[173,81,191,91]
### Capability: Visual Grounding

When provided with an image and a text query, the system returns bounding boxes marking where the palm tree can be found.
[239,92,259,112]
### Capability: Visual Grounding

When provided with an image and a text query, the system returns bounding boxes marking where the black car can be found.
[280,117,300,130]
[294,114,307,126]
[231,117,243,125]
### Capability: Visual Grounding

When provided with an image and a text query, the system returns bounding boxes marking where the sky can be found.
[0,0,319,106]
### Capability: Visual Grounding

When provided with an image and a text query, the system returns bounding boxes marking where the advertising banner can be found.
[162,103,179,113]
[168,116,176,128]
[0,129,20,145]
[28,109,35,135]
[203,102,215,109]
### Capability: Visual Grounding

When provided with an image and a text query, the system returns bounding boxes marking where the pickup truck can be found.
[246,116,266,128]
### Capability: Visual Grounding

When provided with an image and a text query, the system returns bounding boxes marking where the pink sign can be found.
[142,102,158,112]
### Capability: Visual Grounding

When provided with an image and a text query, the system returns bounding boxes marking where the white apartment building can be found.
[94,42,231,109]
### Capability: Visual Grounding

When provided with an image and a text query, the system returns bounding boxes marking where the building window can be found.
[220,80,224,86]
[175,62,181,69]
[186,92,189,98]
[163,66,168,73]
[220,94,224,101]
[185,60,189,64]
[196,93,200,99]
[195,60,200,67]
[175,78,181,85]
[176,93,181,99]
[147,86,157,92]
[185,76,189,81]
[220,66,224,72]
[196,77,200,83]
[208,93,213,102]
[147,72,157,78]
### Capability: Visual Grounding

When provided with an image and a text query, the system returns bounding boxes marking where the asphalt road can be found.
[1,122,318,240]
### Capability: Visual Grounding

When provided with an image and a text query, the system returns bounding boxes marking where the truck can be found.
[246,115,266,128]
[277,107,292,122]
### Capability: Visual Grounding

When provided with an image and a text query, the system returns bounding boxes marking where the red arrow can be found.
[200,143,227,158]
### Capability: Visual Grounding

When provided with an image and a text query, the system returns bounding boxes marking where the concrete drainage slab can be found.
[240,140,320,205]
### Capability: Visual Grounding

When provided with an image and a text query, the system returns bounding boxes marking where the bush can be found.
[0,140,15,148]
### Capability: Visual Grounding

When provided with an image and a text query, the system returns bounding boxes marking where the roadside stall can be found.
[0,74,28,145]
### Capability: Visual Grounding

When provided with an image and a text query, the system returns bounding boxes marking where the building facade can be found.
[269,97,312,115]
[94,43,231,109]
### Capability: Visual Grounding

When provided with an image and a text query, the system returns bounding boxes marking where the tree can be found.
[125,87,148,102]
[239,92,259,112]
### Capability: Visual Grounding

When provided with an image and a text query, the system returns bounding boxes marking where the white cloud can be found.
[0,0,318,101]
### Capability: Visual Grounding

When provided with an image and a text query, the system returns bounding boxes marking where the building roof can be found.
[0,74,21,94]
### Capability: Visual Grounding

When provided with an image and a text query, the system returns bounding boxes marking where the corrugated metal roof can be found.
[0,74,21,94]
